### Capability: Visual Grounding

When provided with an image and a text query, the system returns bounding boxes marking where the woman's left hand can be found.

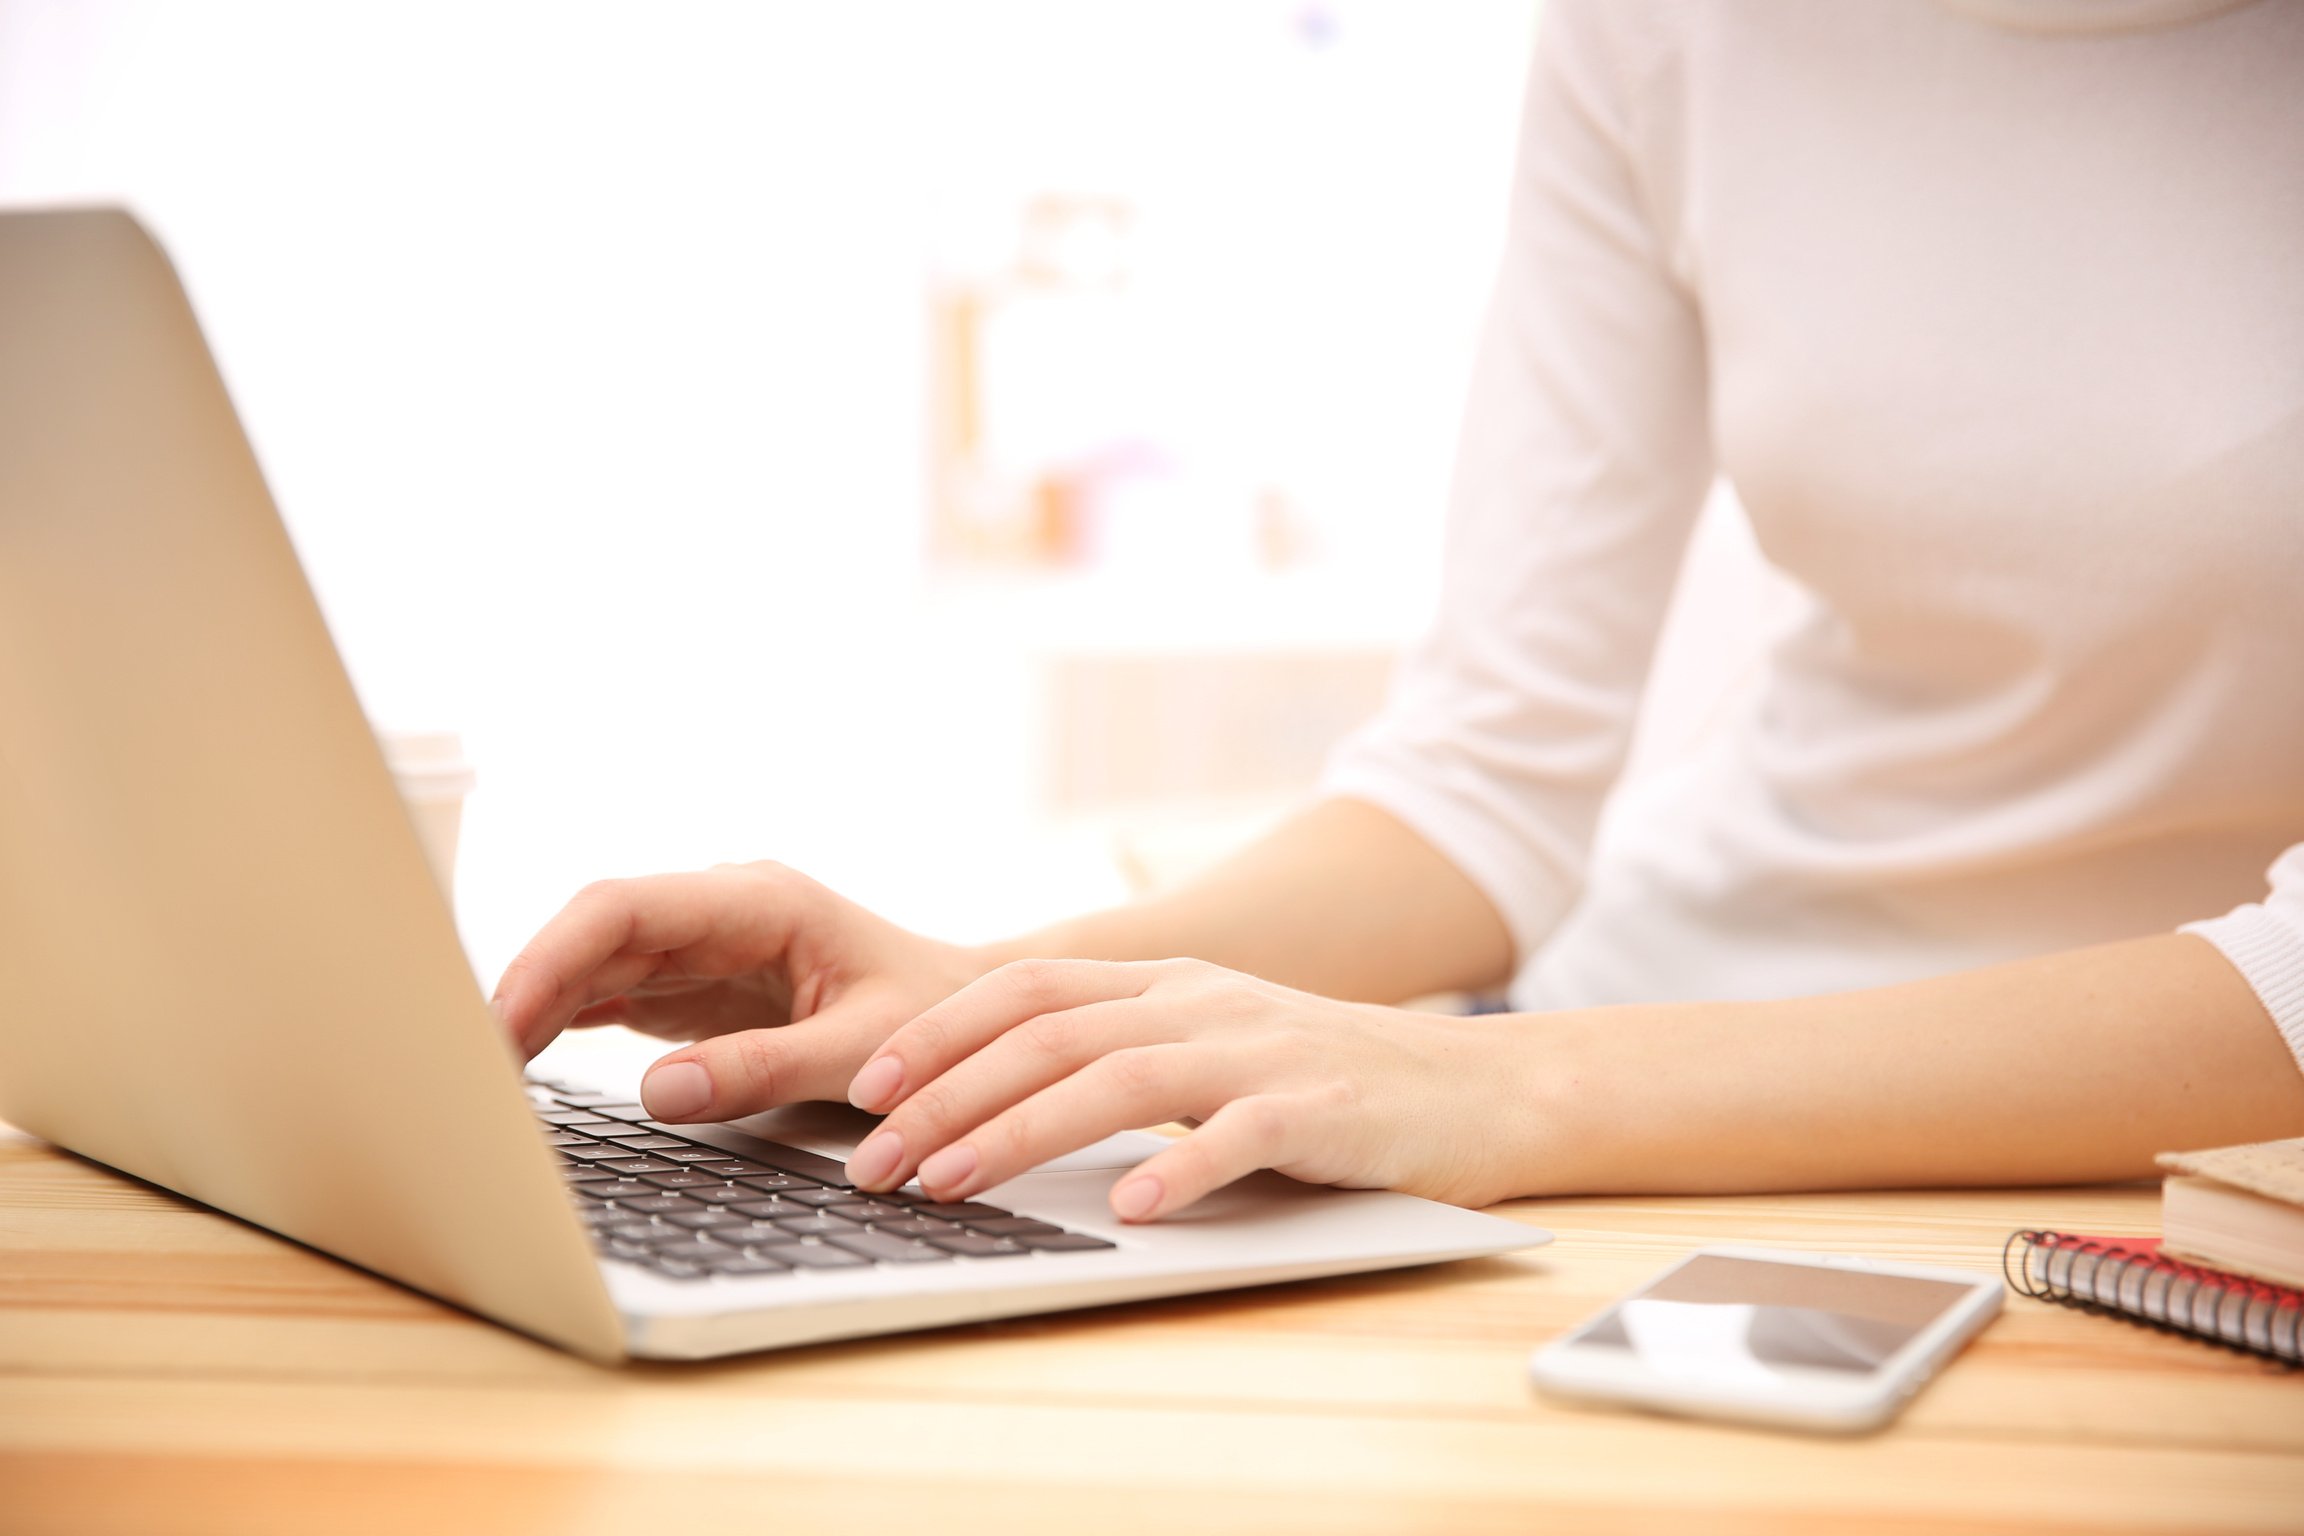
[838,957,1541,1222]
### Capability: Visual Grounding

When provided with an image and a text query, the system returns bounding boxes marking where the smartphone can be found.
[1529,1246,2003,1433]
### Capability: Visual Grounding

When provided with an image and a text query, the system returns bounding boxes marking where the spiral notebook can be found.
[2003,1231,2303,1365]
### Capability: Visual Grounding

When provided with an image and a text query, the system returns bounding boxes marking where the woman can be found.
[494,0,2304,1221]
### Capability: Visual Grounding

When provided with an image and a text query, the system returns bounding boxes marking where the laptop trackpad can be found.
[731,1099,1169,1175]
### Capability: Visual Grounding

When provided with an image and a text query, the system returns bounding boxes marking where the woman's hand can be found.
[490,862,992,1121]
[840,957,1543,1222]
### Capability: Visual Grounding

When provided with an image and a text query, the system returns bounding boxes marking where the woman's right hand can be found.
[489,862,993,1124]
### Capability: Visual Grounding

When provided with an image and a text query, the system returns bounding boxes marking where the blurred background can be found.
[0,0,1775,984]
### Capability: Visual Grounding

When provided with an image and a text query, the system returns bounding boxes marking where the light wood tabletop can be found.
[3,1120,2300,1536]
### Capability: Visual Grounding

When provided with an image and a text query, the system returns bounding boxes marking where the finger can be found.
[492,867,804,1054]
[498,953,670,1062]
[846,957,1166,1114]
[565,995,634,1029]
[845,997,1165,1190]
[897,1042,1223,1202]
[637,993,896,1120]
[568,987,765,1041]
[493,877,705,1054]
[1106,1095,1297,1222]
[510,951,666,1051]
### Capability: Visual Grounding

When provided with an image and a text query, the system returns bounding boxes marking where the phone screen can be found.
[1563,1255,1979,1381]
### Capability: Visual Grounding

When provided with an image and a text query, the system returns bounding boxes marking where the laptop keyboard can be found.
[527,1076,1118,1281]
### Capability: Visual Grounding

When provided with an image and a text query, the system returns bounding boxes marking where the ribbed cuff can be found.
[2182,906,2304,1077]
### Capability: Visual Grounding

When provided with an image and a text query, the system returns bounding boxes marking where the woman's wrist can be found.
[1473,1008,1602,1202]
[1478,1002,1709,1201]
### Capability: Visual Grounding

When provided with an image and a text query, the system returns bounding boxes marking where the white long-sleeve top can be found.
[1320,0,2304,1072]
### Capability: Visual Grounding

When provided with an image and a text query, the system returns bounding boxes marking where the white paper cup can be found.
[381,730,476,902]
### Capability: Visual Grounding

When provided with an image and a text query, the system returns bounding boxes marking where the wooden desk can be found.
[3,1123,2299,1536]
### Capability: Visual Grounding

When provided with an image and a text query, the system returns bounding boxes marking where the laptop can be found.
[0,207,1549,1362]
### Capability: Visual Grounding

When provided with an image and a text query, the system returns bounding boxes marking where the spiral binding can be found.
[2004,1230,2302,1366]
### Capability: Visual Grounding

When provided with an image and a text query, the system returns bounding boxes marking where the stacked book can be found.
[2006,1137,2304,1364]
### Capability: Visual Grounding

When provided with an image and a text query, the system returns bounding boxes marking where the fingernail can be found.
[1112,1176,1162,1222]
[848,1055,904,1111]
[641,1061,712,1120]
[846,1129,904,1189]
[916,1142,978,1194]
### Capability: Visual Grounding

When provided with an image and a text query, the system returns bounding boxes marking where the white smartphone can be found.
[1529,1246,2003,1433]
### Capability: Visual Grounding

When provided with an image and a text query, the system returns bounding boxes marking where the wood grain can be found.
[4,1124,2300,1535]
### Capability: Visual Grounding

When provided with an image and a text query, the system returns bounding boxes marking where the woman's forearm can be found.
[1521,932,2304,1195]
[984,797,1516,1004]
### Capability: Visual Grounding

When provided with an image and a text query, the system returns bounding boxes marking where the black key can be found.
[654,1147,735,1165]
[639,1171,724,1190]
[597,1133,688,1150]
[562,1166,619,1185]
[825,1230,951,1265]
[674,1128,855,1186]
[605,1221,665,1243]
[577,1205,624,1226]
[718,1221,804,1247]
[779,1187,855,1208]
[571,1177,653,1200]
[927,1232,1031,1258]
[828,1201,911,1223]
[604,1240,654,1261]
[775,1241,872,1270]
[536,1109,610,1126]
[686,1185,756,1205]
[1017,1232,1118,1252]
[692,1160,762,1177]
[704,1253,792,1276]
[966,1217,1064,1237]
[772,1214,863,1237]
[732,1174,819,1195]
[913,1201,1012,1221]
[654,1240,730,1263]
[873,1217,962,1240]
[613,1194,697,1215]
[554,1140,617,1158]
[648,1259,707,1280]
[676,1152,771,1171]
[588,1104,654,1122]
[598,1158,678,1175]
[760,1153,857,1188]
[553,1092,639,1108]
[662,1209,745,1230]
[546,1131,610,1148]
[727,1199,815,1221]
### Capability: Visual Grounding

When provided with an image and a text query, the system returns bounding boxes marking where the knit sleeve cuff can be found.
[2182,904,2304,1079]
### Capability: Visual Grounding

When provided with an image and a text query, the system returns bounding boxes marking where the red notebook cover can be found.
[2004,1230,2302,1365]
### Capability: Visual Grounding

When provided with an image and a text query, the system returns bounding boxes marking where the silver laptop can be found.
[0,207,1548,1362]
